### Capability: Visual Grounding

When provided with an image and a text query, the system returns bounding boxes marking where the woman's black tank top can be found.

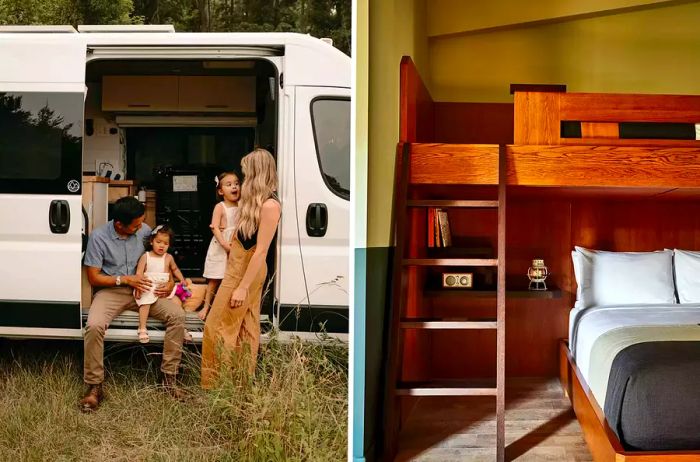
[237,194,280,250]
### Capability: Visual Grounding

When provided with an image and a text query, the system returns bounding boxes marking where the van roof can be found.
[0,30,350,88]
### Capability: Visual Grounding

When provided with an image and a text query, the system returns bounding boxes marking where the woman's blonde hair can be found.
[235,148,278,239]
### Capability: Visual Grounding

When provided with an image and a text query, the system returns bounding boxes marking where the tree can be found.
[0,0,351,55]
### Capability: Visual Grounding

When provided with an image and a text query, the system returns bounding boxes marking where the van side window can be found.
[310,97,350,200]
[0,92,82,194]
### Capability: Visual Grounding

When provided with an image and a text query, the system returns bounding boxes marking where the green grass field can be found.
[0,335,347,462]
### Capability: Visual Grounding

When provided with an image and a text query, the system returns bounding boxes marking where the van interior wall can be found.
[82,59,278,284]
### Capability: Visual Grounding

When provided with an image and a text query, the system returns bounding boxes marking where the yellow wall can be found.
[429,1,700,102]
[354,0,368,248]
[427,0,674,37]
[367,0,429,248]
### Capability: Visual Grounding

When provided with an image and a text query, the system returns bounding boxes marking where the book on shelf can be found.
[438,209,452,247]
[427,207,452,248]
[428,207,435,247]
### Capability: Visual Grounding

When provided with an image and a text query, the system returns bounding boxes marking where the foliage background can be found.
[0,0,351,55]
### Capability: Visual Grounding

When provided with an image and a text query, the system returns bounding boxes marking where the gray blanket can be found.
[604,341,700,451]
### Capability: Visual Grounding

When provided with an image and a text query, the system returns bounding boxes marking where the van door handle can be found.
[49,200,71,234]
[305,203,328,237]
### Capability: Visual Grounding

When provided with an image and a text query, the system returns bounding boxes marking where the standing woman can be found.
[201,148,281,388]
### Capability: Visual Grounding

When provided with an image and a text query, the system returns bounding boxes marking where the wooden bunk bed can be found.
[384,56,700,462]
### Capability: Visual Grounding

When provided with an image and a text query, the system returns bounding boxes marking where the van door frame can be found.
[84,47,286,331]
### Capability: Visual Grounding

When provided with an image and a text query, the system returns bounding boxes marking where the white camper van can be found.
[0,25,350,343]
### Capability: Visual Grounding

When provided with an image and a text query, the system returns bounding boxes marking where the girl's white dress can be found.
[203,203,239,279]
[135,252,175,306]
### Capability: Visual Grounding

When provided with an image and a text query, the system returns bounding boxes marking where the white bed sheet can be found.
[569,304,700,391]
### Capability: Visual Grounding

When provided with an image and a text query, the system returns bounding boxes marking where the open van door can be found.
[281,86,350,333]
[0,34,86,337]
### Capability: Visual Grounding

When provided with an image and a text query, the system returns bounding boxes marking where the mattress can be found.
[569,304,700,450]
[569,303,700,392]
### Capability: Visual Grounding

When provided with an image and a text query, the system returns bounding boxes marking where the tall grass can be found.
[0,335,347,462]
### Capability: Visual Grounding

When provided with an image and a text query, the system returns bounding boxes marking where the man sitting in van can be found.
[80,196,185,411]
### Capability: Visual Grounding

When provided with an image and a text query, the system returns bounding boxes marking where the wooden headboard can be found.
[514,91,700,146]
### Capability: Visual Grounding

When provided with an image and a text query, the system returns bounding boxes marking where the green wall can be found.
[429,1,700,102]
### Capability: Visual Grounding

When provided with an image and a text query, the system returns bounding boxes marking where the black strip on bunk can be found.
[619,122,696,140]
[560,121,582,138]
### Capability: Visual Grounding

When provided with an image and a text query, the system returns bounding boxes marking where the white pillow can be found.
[571,250,583,308]
[572,247,676,308]
[673,249,700,303]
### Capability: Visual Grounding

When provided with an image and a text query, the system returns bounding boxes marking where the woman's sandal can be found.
[137,329,150,344]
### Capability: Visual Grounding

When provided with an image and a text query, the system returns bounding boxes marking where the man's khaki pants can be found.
[84,287,185,384]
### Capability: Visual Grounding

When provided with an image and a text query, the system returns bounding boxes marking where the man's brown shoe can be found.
[79,383,103,413]
[162,374,186,401]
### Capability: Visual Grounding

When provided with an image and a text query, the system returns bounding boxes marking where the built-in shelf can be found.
[403,258,498,267]
[396,379,498,396]
[400,317,497,329]
[407,199,498,208]
[425,287,562,299]
[425,246,494,259]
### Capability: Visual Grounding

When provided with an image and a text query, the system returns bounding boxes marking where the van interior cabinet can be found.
[102,75,179,112]
[178,76,256,113]
[102,75,255,113]
[81,176,109,309]
[107,180,136,203]
[144,190,157,228]
[82,176,109,232]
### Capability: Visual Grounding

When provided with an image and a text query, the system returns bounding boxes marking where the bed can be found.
[569,304,700,451]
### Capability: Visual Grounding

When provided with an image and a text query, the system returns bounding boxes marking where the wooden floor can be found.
[396,378,593,462]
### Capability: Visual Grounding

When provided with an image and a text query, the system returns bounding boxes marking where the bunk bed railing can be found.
[408,143,700,191]
[514,91,700,146]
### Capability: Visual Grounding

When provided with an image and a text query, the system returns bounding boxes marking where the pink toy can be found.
[174,282,192,302]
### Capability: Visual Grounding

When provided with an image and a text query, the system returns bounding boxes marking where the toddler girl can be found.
[201,171,241,320]
[135,225,193,343]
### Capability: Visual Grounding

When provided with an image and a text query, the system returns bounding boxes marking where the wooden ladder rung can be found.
[403,258,498,266]
[397,380,498,396]
[400,318,497,329]
[407,200,499,208]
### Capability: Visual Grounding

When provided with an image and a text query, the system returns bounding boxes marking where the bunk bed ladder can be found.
[384,143,507,462]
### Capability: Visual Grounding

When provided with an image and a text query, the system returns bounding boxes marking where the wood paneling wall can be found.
[398,57,435,385]
[400,56,435,143]
[434,102,514,144]
[427,198,700,378]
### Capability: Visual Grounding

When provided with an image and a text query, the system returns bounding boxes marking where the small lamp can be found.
[527,259,549,291]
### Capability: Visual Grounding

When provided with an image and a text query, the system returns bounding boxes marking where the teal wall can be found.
[353,246,392,462]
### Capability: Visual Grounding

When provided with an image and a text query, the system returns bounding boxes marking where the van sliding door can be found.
[282,86,350,333]
[0,34,86,336]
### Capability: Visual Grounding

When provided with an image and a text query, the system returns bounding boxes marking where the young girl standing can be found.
[134,225,193,343]
[200,171,241,320]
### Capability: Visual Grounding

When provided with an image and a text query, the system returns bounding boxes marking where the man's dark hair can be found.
[112,196,145,225]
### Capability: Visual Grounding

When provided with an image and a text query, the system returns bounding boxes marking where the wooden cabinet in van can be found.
[178,76,256,113]
[102,75,179,111]
[102,75,256,113]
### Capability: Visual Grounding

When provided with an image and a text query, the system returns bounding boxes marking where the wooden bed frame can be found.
[559,340,700,462]
[519,90,700,461]
[385,55,700,461]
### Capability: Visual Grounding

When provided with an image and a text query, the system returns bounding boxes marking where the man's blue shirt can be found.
[84,220,152,276]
